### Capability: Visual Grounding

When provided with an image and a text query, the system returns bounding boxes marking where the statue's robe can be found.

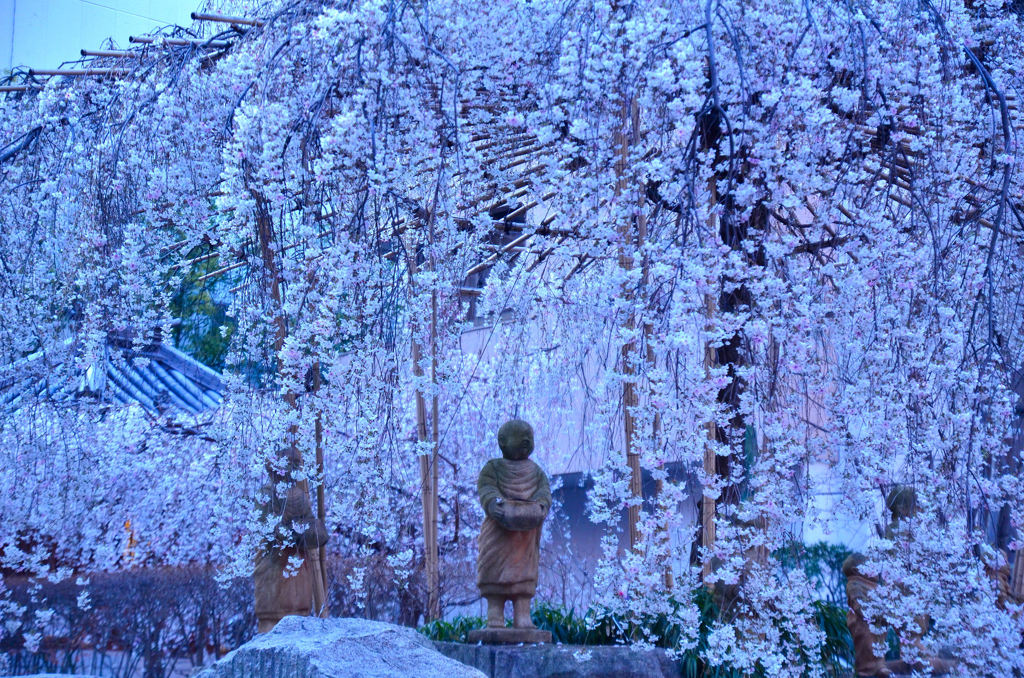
[844,533,952,676]
[254,480,329,632]
[843,554,889,678]
[476,458,551,598]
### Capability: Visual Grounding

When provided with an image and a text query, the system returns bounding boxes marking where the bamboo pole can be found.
[409,247,441,621]
[613,91,644,553]
[129,36,231,48]
[81,49,141,58]
[191,11,265,27]
[429,286,441,620]
[702,294,718,583]
[28,68,129,77]
[643,308,673,590]
[701,182,719,584]
[312,361,330,615]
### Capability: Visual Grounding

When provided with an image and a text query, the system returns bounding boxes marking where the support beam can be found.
[191,11,265,27]
[702,293,718,583]
[27,68,129,77]
[408,245,441,622]
[81,49,141,58]
[613,93,644,553]
[129,36,232,48]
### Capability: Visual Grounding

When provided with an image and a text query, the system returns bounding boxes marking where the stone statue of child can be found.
[475,419,551,630]
[843,486,954,676]
[254,446,329,633]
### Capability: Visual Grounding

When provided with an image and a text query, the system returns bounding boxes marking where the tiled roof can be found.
[0,335,223,415]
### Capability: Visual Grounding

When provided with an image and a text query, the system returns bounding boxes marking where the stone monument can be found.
[467,419,552,644]
[254,446,330,633]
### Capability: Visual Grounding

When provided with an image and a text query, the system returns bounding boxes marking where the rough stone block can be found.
[433,641,683,678]
[466,627,552,644]
[196,616,486,678]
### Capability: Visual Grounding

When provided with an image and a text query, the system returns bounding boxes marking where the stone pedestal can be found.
[433,641,683,678]
[467,627,552,644]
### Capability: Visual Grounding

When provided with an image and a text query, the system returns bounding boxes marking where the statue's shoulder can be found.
[479,458,502,475]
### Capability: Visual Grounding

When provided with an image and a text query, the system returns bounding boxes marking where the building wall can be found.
[1,0,196,72]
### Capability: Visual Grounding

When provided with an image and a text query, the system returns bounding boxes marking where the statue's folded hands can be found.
[495,499,547,531]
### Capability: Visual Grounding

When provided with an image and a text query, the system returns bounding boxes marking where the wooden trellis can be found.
[4,4,1022,615]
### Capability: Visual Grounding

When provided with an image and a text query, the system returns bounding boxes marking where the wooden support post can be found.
[190,11,265,26]
[702,293,718,584]
[643,318,674,590]
[409,251,441,622]
[312,362,329,615]
[80,49,141,58]
[27,68,129,77]
[701,181,719,585]
[429,288,441,620]
[128,36,231,48]
[614,96,644,554]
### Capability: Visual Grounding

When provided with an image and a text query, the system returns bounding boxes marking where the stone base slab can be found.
[466,627,552,644]
[434,641,682,678]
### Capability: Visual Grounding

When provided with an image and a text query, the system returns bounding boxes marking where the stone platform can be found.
[466,627,552,644]
[433,641,682,678]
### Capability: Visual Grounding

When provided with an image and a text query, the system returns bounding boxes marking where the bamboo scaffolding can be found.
[81,49,142,58]
[129,36,232,48]
[28,68,129,77]
[191,11,265,27]
[612,91,645,554]
[196,260,246,283]
[464,231,534,276]
[408,239,441,622]
[311,361,330,613]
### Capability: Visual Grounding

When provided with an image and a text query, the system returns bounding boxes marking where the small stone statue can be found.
[254,446,329,633]
[843,486,954,676]
[468,420,552,644]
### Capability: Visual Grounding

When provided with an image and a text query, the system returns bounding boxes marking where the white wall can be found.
[1,0,198,72]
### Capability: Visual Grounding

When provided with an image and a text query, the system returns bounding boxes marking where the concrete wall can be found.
[1,0,197,72]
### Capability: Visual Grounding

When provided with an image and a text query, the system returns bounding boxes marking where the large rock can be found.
[196,616,487,678]
[433,641,683,678]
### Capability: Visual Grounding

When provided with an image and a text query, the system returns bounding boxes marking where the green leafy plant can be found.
[421,588,853,678]
[813,599,855,676]
[417,615,486,643]
[774,541,852,605]
[168,243,237,372]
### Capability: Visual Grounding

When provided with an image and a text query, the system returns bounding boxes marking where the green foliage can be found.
[528,602,592,644]
[168,244,236,371]
[420,588,854,678]
[885,628,900,662]
[531,590,744,677]
[774,541,852,604]
[417,615,486,643]
[813,599,855,676]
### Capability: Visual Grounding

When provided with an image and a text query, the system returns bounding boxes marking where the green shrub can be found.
[813,599,855,676]
[417,615,486,642]
[420,589,853,678]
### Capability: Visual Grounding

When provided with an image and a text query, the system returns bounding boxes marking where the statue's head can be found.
[886,485,918,522]
[498,419,534,460]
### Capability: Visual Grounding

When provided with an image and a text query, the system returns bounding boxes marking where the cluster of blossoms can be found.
[1,0,1024,673]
